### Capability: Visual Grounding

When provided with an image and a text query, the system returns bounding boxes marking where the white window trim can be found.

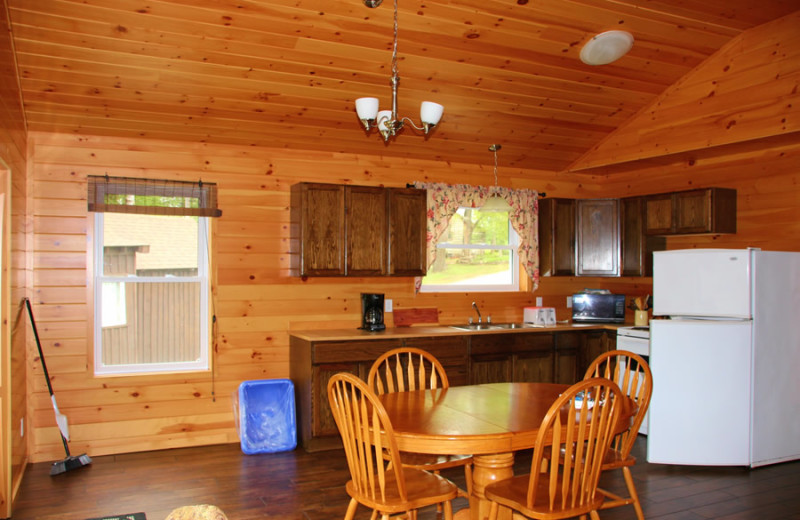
[93,213,211,375]
[420,220,520,293]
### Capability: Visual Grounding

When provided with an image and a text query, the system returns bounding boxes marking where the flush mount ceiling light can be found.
[580,30,634,65]
[355,0,444,142]
[481,144,511,212]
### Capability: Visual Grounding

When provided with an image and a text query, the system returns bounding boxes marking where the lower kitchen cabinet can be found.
[291,335,468,451]
[579,331,615,376]
[290,328,617,451]
[471,353,513,384]
[554,332,580,384]
[312,362,362,438]
[513,333,555,383]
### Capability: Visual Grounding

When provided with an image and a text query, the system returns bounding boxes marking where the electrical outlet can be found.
[566,296,572,308]
[385,299,393,312]
[535,297,543,306]
[20,418,24,437]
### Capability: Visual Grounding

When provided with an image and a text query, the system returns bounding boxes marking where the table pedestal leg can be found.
[467,452,515,520]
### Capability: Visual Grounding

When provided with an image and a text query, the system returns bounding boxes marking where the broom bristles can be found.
[50,453,92,476]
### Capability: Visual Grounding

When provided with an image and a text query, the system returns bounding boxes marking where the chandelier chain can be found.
[391,0,399,82]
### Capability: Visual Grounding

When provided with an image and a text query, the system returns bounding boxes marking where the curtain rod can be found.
[405,183,546,198]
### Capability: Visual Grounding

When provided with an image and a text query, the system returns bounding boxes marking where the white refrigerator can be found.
[647,248,800,467]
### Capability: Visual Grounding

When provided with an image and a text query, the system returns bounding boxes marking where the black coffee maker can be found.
[360,293,386,331]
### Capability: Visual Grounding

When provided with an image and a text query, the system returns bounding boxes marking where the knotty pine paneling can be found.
[573,11,800,171]
[25,131,642,462]
[25,109,800,467]
[0,0,28,512]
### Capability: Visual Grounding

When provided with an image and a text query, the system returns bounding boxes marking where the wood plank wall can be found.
[0,0,29,511]
[26,132,633,462]
[572,11,800,170]
[26,127,800,463]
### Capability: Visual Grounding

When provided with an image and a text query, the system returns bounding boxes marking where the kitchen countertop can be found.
[289,322,631,342]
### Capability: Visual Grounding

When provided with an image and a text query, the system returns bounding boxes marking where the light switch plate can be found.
[536,297,543,306]
[566,296,572,308]
[385,299,393,312]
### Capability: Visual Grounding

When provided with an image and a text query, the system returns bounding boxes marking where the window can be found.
[420,207,520,292]
[88,176,220,375]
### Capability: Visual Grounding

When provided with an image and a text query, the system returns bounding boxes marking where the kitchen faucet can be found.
[472,301,482,323]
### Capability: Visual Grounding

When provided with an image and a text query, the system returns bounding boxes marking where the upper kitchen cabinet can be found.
[290,183,426,277]
[644,188,737,236]
[539,198,576,276]
[621,197,666,277]
[576,198,620,277]
[387,188,427,277]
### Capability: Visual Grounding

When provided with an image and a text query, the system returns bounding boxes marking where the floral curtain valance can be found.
[412,182,540,292]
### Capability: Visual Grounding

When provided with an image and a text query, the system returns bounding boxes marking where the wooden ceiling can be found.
[6,0,798,172]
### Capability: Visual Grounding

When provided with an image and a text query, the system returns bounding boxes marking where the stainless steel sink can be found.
[489,322,533,329]
[449,323,499,331]
[449,322,532,331]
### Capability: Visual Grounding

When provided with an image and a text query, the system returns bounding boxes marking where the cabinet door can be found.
[513,333,554,383]
[514,351,554,383]
[621,197,665,277]
[346,186,387,276]
[580,331,610,376]
[471,354,513,384]
[388,188,427,276]
[539,198,576,276]
[470,334,513,384]
[296,183,345,276]
[576,198,619,277]
[644,193,673,235]
[554,332,580,384]
[312,362,363,437]
[674,189,712,233]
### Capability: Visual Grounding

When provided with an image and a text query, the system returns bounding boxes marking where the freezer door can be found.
[647,320,752,466]
[653,249,751,319]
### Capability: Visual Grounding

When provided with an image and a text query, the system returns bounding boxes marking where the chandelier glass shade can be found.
[355,0,444,142]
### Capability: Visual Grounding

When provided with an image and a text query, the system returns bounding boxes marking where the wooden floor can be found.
[10,436,800,520]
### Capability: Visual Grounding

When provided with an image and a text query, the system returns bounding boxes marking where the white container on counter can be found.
[523,307,556,326]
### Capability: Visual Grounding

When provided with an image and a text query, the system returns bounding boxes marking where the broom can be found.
[23,298,92,475]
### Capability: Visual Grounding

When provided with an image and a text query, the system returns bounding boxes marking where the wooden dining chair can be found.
[485,377,624,520]
[584,350,653,520]
[327,372,458,520]
[367,347,473,498]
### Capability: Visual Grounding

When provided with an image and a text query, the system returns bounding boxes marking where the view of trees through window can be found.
[422,208,519,290]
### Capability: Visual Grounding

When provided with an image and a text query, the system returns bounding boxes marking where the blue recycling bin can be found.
[237,379,297,454]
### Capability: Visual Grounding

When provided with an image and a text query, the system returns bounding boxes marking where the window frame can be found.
[419,209,521,293]
[92,212,211,376]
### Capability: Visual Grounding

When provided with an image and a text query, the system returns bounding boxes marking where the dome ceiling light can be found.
[580,30,634,65]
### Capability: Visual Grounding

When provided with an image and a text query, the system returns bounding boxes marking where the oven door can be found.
[616,330,650,435]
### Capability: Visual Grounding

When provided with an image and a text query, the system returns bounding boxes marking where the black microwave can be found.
[572,293,626,323]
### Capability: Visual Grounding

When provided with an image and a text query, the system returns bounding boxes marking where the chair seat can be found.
[399,451,473,471]
[346,467,458,513]
[485,473,605,519]
[602,448,636,469]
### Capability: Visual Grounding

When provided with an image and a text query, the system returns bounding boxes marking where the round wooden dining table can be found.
[378,382,571,520]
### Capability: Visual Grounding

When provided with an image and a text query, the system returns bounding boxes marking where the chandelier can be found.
[355,0,444,142]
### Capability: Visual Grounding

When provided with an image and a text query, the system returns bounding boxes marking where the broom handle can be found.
[24,297,71,456]
[24,298,55,397]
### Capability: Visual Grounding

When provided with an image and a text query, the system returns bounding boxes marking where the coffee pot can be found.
[360,293,386,331]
